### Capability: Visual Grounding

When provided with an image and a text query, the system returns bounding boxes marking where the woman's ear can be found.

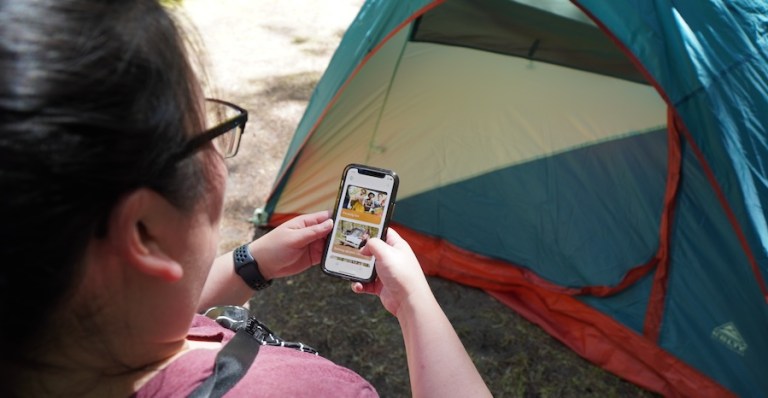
[107,189,184,283]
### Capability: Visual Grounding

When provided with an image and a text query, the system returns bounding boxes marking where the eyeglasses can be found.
[172,98,248,162]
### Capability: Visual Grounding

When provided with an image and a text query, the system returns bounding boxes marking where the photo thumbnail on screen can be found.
[330,219,381,260]
[341,185,390,224]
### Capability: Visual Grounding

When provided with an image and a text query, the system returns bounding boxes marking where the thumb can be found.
[360,237,389,258]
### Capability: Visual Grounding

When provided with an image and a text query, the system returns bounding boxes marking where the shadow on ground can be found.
[248,230,658,398]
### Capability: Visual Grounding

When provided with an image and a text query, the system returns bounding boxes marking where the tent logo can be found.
[711,322,748,356]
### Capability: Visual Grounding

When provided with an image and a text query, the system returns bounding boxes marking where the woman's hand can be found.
[351,228,431,317]
[352,228,493,398]
[249,211,333,280]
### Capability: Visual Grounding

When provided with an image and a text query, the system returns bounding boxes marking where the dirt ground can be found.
[181,0,363,252]
[180,1,657,396]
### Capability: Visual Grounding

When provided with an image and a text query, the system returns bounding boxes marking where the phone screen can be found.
[321,164,398,282]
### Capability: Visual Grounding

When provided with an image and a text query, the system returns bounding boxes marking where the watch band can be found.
[233,244,273,290]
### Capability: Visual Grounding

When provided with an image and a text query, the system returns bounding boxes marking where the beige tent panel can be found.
[275,30,665,215]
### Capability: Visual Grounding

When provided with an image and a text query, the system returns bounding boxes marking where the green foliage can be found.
[160,0,183,8]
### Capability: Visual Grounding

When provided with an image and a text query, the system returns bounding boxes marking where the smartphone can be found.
[321,164,399,282]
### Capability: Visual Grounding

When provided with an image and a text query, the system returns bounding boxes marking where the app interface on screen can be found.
[325,168,394,277]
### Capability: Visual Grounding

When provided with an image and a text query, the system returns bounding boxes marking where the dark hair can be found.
[0,0,206,379]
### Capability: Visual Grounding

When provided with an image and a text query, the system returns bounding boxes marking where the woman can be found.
[351,188,368,213]
[0,1,491,397]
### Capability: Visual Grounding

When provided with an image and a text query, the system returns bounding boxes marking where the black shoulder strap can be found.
[188,306,318,398]
[187,329,261,398]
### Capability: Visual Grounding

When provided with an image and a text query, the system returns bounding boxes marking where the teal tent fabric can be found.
[577,1,768,395]
[265,1,768,395]
[267,0,434,211]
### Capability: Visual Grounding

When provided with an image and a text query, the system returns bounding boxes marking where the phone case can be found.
[320,164,399,283]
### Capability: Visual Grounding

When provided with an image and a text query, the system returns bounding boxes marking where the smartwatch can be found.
[233,244,273,290]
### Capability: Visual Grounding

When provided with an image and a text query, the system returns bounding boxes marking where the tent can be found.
[259,0,768,396]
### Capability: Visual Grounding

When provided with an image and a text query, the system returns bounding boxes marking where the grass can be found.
[247,232,659,397]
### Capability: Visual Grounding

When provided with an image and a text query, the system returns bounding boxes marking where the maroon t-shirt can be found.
[134,315,378,397]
